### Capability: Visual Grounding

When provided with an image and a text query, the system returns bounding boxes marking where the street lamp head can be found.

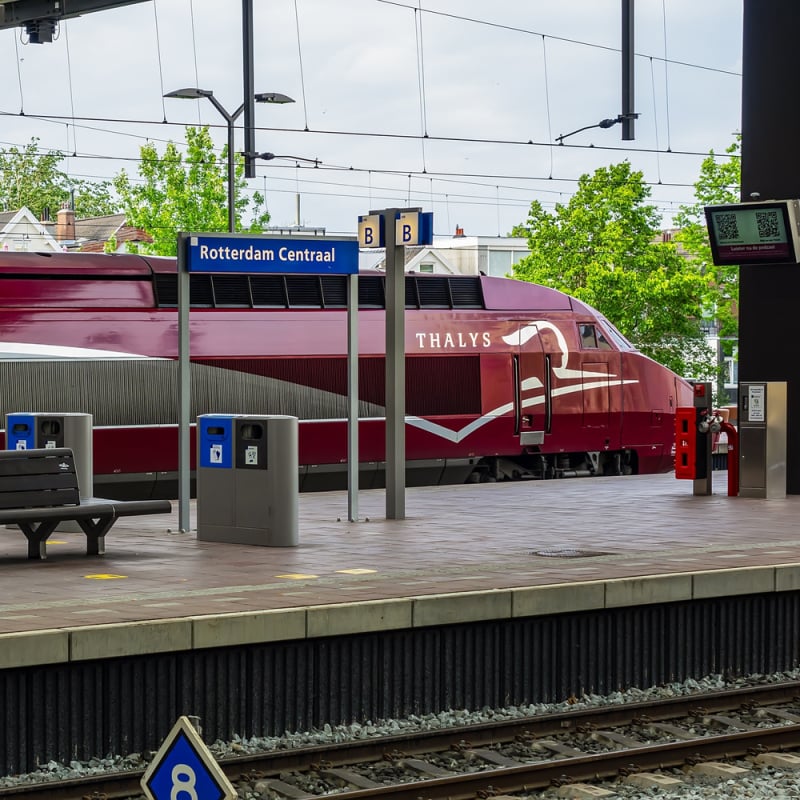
[163,87,213,100]
[242,152,321,167]
[254,92,295,105]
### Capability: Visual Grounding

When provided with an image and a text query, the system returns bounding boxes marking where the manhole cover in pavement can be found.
[530,548,610,558]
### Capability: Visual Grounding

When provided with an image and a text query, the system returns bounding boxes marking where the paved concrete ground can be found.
[0,472,797,637]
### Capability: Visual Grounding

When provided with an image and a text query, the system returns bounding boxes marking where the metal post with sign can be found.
[358,208,433,520]
[176,232,359,534]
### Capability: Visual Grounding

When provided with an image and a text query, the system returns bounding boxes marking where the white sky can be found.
[0,0,742,237]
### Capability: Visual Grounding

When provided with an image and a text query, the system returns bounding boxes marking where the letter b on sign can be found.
[401,224,412,243]
[358,214,383,248]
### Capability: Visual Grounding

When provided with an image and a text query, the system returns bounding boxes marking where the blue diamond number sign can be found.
[141,716,236,800]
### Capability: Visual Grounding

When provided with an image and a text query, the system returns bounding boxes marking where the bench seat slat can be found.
[0,488,80,510]
[0,453,78,477]
[0,473,79,494]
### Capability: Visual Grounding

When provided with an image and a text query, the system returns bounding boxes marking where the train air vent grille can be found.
[450,277,484,308]
[320,275,347,307]
[405,278,419,309]
[154,274,178,306]
[416,276,451,308]
[212,274,252,307]
[250,275,288,307]
[286,275,322,307]
[190,275,214,307]
[358,275,384,308]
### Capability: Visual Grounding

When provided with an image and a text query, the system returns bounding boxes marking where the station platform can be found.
[2,471,800,668]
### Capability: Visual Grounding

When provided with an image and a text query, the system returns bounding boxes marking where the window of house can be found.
[418,263,434,273]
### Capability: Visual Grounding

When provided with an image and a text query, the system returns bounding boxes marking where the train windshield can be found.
[597,316,634,350]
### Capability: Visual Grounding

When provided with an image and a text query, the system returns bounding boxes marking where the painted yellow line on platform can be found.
[84,574,128,580]
[337,569,377,575]
[47,540,68,545]
[276,573,318,580]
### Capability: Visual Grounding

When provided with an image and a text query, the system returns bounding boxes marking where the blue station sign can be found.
[141,716,235,800]
[186,234,359,274]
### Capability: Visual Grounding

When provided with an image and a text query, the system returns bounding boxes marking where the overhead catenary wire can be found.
[649,58,662,184]
[63,21,79,157]
[414,1,429,172]
[292,0,310,131]
[541,35,553,179]
[151,0,168,123]
[0,108,739,162]
[188,0,202,127]
[14,33,24,113]
[374,0,741,77]
[0,0,740,234]
[661,0,673,151]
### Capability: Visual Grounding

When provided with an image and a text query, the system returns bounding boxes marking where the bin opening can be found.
[12,424,30,434]
[239,424,264,440]
[40,420,61,435]
[206,426,226,436]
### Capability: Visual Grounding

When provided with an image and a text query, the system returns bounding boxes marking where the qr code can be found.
[716,212,739,241]
[755,210,779,238]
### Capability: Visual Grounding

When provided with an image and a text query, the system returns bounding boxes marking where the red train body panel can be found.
[0,251,693,498]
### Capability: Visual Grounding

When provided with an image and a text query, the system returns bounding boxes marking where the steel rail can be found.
[4,680,800,800]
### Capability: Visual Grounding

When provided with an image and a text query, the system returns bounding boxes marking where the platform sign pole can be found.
[177,233,191,534]
[347,272,359,522]
[383,209,406,520]
[359,209,432,521]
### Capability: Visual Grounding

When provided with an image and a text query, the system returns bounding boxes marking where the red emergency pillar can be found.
[675,407,698,479]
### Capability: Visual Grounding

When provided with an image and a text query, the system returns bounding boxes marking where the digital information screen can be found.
[705,200,800,266]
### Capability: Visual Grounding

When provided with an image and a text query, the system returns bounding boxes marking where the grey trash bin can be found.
[6,412,94,532]
[196,414,298,546]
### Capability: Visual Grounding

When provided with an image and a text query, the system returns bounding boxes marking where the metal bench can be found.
[0,447,172,559]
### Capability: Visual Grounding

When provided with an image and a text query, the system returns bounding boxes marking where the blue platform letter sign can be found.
[141,716,236,800]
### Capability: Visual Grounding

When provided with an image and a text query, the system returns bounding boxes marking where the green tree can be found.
[512,162,711,377]
[673,139,741,400]
[0,138,117,218]
[113,126,270,255]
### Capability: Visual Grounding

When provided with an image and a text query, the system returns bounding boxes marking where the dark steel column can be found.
[740,1,800,492]
[243,0,256,178]
[621,0,635,140]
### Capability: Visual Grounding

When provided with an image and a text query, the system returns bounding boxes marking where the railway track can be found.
[8,680,800,800]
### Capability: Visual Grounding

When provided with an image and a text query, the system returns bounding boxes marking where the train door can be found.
[513,325,549,445]
[578,322,621,437]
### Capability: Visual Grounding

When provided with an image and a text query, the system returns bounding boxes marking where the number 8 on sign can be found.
[171,764,198,800]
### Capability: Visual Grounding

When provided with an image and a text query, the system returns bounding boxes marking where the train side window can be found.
[579,324,598,349]
[596,328,612,350]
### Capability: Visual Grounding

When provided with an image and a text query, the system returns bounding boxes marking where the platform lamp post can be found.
[164,88,295,232]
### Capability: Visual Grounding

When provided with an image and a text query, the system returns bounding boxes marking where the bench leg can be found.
[17,520,60,560]
[77,516,116,556]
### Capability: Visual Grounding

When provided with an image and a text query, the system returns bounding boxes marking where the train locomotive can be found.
[0,251,693,499]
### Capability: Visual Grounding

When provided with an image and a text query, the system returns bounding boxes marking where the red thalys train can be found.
[0,251,693,499]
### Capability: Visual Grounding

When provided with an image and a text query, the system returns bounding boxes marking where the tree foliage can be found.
[113,126,270,256]
[672,138,741,401]
[512,162,710,377]
[673,138,741,339]
[0,138,117,219]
